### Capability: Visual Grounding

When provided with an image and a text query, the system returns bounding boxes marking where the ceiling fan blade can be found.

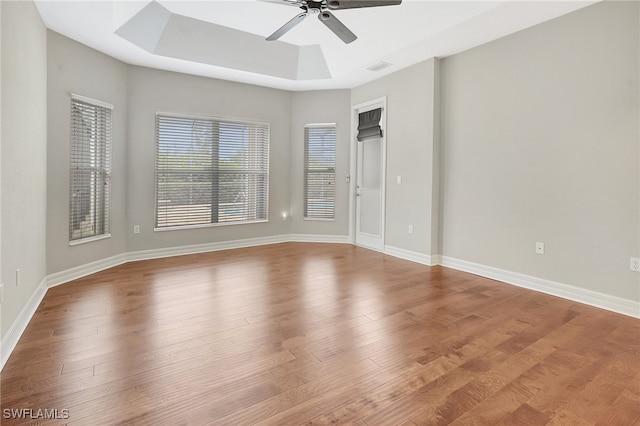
[327,0,402,10]
[318,10,357,44]
[259,0,304,7]
[266,12,308,41]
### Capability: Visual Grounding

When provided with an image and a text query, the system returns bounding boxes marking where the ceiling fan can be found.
[261,0,402,44]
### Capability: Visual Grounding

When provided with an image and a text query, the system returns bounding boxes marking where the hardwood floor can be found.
[1,243,639,425]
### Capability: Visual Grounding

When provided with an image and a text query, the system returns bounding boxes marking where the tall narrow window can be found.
[155,113,269,229]
[304,124,336,220]
[69,95,112,244]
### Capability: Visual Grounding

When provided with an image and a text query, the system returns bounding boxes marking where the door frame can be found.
[349,96,387,251]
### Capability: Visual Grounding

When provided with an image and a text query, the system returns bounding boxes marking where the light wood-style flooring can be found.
[1,243,639,425]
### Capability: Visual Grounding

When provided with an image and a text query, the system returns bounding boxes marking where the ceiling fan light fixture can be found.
[328,1,341,8]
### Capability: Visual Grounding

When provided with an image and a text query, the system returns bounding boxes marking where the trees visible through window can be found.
[155,114,269,229]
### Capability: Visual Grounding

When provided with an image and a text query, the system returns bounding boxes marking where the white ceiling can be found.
[34,0,597,91]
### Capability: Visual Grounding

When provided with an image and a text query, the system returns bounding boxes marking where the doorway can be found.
[351,97,387,252]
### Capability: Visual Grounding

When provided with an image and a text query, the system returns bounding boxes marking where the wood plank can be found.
[0,243,638,425]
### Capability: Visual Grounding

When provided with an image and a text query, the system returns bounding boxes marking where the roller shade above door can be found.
[357,108,383,141]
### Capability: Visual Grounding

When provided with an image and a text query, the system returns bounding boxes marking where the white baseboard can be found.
[383,245,439,266]
[0,234,350,372]
[441,256,640,319]
[126,235,291,262]
[1,277,47,370]
[3,239,636,372]
[47,253,128,288]
[289,234,351,244]
[125,234,350,263]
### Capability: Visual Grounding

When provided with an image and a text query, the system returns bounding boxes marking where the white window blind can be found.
[69,95,112,243]
[155,113,270,229]
[304,124,336,220]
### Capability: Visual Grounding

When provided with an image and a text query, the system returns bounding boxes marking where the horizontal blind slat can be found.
[304,125,336,220]
[155,113,270,228]
[69,98,112,242]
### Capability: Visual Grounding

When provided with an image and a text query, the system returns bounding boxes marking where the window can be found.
[69,95,112,244]
[304,124,336,220]
[155,113,269,229]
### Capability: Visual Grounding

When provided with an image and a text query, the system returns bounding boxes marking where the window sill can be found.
[154,219,268,232]
[69,233,111,246]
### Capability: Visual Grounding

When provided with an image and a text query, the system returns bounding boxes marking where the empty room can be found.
[1,0,639,424]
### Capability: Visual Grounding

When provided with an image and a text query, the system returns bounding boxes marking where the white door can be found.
[353,99,386,251]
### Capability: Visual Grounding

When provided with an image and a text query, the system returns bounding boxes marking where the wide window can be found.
[155,113,269,229]
[69,95,112,244]
[304,124,336,220]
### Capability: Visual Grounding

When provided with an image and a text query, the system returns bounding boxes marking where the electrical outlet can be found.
[133,225,140,234]
[0,283,4,304]
[408,225,413,234]
[16,269,20,286]
[535,242,545,255]
[630,257,640,272]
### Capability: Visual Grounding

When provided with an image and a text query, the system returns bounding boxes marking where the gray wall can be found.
[4,0,637,343]
[125,66,293,252]
[47,32,128,275]
[440,1,640,301]
[45,36,353,266]
[289,90,351,236]
[1,1,48,337]
[352,59,440,255]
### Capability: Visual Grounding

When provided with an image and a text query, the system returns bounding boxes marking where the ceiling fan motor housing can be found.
[304,1,325,11]
[265,0,402,44]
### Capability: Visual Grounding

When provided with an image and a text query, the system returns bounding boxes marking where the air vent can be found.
[367,61,392,72]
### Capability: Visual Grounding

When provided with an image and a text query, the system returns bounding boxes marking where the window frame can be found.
[69,94,113,245]
[154,112,270,231]
[303,123,337,221]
